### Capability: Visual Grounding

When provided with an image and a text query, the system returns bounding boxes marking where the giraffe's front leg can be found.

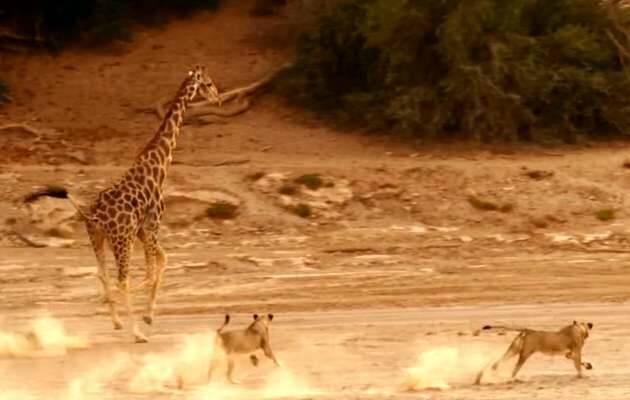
[89,226,123,330]
[120,278,148,343]
[114,239,148,343]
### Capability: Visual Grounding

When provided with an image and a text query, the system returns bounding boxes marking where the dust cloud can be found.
[129,331,216,392]
[188,365,319,400]
[129,329,318,398]
[0,353,129,400]
[261,365,320,399]
[64,353,130,400]
[0,316,88,358]
[0,391,35,400]
[403,345,503,390]
[0,319,317,399]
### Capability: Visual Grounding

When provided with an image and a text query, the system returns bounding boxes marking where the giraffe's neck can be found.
[153,91,189,157]
[126,80,194,189]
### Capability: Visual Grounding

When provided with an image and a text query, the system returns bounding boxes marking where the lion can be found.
[209,313,280,384]
[475,320,593,384]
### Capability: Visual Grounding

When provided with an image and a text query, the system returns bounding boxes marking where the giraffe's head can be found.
[187,65,221,106]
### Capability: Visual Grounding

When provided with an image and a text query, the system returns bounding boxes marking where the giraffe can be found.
[24,65,221,343]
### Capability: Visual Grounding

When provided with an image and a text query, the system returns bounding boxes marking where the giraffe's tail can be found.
[24,185,91,220]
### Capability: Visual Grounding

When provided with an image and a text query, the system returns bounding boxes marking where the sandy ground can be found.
[2,1,630,398]
[0,304,628,399]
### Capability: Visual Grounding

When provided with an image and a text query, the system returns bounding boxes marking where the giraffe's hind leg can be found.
[136,229,156,295]
[113,236,148,343]
[138,210,166,325]
[138,228,160,325]
[88,224,122,330]
[144,239,166,326]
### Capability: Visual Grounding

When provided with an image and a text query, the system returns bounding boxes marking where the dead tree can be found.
[152,62,294,125]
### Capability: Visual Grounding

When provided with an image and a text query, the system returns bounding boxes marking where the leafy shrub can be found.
[467,193,514,213]
[293,203,312,218]
[277,0,630,142]
[0,81,9,103]
[1,0,221,47]
[278,183,299,195]
[595,208,615,221]
[250,0,287,16]
[206,201,238,219]
[246,171,266,181]
[294,174,324,190]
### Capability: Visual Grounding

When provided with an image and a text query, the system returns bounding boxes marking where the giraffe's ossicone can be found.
[24,65,222,343]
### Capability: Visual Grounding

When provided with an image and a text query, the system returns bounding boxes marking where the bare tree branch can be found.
[153,62,293,124]
[0,123,45,139]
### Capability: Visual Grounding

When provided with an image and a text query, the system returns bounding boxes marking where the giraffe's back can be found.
[90,178,161,236]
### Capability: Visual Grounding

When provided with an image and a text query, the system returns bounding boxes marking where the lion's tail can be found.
[217,314,230,333]
[482,325,528,332]
[24,185,91,220]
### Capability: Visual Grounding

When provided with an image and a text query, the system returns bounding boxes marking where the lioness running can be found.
[210,313,280,384]
[475,320,593,384]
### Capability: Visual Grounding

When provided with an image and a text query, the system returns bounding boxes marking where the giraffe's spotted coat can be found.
[29,65,220,343]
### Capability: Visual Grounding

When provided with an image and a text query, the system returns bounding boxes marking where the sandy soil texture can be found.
[1,1,630,398]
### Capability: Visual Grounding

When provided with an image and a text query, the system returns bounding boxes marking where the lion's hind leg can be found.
[227,358,241,384]
[511,350,533,379]
[207,350,223,383]
[492,334,524,370]
[475,332,529,385]
[474,369,485,385]
[476,334,523,384]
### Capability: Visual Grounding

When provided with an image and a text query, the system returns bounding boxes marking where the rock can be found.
[362,187,402,201]
[45,223,75,238]
[0,172,21,184]
[522,168,554,180]
[302,181,353,205]
[277,194,295,208]
[467,191,514,213]
[303,200,330,211]
[254,172,288,192]
[25,236,77,248]
[164,189,241,226]
[320,210,342,219]
[529,216,549,228]
[27,197,78,237]
[254,173,354,219]
[65,149,90,165]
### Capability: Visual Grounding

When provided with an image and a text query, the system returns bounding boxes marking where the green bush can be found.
[595,208,615,221]
[293,203,312,218]
[277,0,630,142]
[1,0,220,47]
[294,174,324,190]
[278,183,299,195]
[206,201,239,219]
[0,81,9,103]
[250,0,287,16]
